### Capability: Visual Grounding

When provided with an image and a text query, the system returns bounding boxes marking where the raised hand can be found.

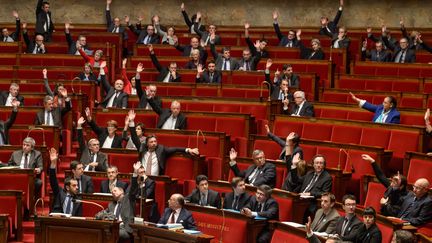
[265,58,273,69]
[75,41,81,50]
[65,22,70,30]
[361,154,375,163]
[264,124,270,134]
[148,44,154,53]
[287,132,296,143]
[124,15,130,24]
[137,15,143,23]
[196,12,202,21]
[85,107,92,121]
[340,0,344,7]
[197,64,204,73]
[366,27,372,34]
[42,68,48,78]
[152,15,160,24]
[100,61,107,69]
[296,29,302,38]
[49,147,58,166]
[128,109,136,121]
[181,2,185,11]
[229,148,237,161]
[12,10,19,19]
[188,148,200,156]
[399,17,404,27]
[244,22,250,29]
[349,92,360,102]
[380,197,389,205]
[381,25,387,33]
[292,153,301,165]
[22,22,27,29]
[425,108,430,122]
[59,87,68,98]
[272,10,278,21]
[122,58,127,68]
[254,40,261,50]
[107,0,112,5]
[133,161,142,173]
[77,116,85,127]
[136,63,144,73]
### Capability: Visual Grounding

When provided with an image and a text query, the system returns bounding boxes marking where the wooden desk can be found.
[131,223,214,243]
[34,216,119,243]
[270,221,326,242]
[0,214,9,243]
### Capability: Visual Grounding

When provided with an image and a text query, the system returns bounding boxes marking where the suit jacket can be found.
[245,37,269,59]
[135,77,162,109]
[290,170,332,198]
[332,36,351,49]
[135,30,160,44]
[150,53,181,82]
[130,125,188,175]
[181,10,206,34]
[1,18,20,42]
[265,72,293,101]
[8,149,43,171]
[65,32,91,55]
[100,75,129,109]
[311,208,340,233]
[193,23,221,45]
[78,72,98,83]
[88,120,123,148]
[0,91,24,106]
[236,45,261,71]
[361,102,400,124]
[49,168,82,216]
[159,207,197,230]
[273,23,299,47]
[319,9,342,36]
[331,215,363,241]
[175,45,207,63]
[196,71,222,84]
[299,41,325,60]
[284,101,315,117]
[105,10,128,40]
[230,162,276,188]
[421,42,432,54]
[77,129,109,171]
[106,176,138,233]
[185,189,221,208]
[267,131,303,161]
[355,224,382,243]
[244,196,279,220]
[362,49,392,62]
[100,179,127,193]
[0,108,17,145]
[69,174,94,193]
[368,34,398,50]
[210,43,239,71]
[383,37,416,63]
[35,0,54,35]
[131,177,155,200]
[398,192,432,226]
[148,98,187,129]
[274,74,300,88]
[281,146,304,191]
[23,31,46,54]
[34,100,71,129]
[224,192,251,211]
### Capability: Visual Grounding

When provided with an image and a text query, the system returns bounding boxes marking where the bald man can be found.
[397,178,432,226]
[148,99,187,130]
[159,193,197,230]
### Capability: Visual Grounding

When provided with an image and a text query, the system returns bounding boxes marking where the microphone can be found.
[71,77,80,94]
[27,126,46,146]
[260,81,271,102]
[72,198,105,212]
[339,148,355,173]
[139,179,147,218]
[196,130,207,150]
[34,197,45,219]
[219,192,226,243]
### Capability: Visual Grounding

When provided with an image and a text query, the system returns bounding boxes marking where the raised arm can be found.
[272,11,284,41]
[76,116,87,153]
[42,69,54,96]
[105,0,113,28]
[180,3,193,28]
[148,44,164,72]
[49,148,61,196]
[121,58,132,95]
[64,22,74,48]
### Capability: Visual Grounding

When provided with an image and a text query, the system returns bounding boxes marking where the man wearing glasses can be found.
[328,194,362,241]
[382,26,416,63]
[283,90,315,117]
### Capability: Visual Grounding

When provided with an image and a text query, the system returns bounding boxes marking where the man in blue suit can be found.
[350,92,400,124]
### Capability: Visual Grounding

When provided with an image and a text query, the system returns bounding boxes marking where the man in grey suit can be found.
[34,94,72,129]
[105,161,140,240]
[77,117,109,172]
[0,83,24,106]
[311,192,340,233]
[8,137,43,197]
[210,43,239,71]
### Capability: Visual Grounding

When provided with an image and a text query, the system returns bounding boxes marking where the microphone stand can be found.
[260,81,271,102]
[33,198,45,219]
[72,199,105,212]
[27,126,46,146]
[196,130,207,151]
[219,193,225,243]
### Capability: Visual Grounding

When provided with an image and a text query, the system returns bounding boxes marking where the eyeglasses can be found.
[344,203,356,207]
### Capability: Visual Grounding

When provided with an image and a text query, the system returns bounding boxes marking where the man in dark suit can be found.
[84,108,123,148]
[196,61,222,84]
[69,161,94,194]
[1,11,20,42]
[241,185,279,243]
[244,23,269,59]
[148,99,187,130]
[23,23,46,54]
[131,24,160,44]
[383,33,416,63]
[185,175,221,208]
[105,161,140,240]
[193,12,220,46]
[329,194,362,241]
[0,102,18,146]
[180,3,205,34]
[229,148,276,188]
[331,26,351,49]
[0,83,24,106]
[76,116,109,172]
[65,23,91,56]
[264,59,292,102]
[99,63,128,109]
[351,93,400,124]
[101,166,128,193]
[367,26,398,50]
[8,137,43,197]
[105,0,128,40]
[174,37,207,63]
[224,177,251,211]
[35,0,54,42]
[396,178,432,226]
[319,0,344,37]
[127,110,199,176]
[49,148,82,216]
[159,193,198,230]
[34,94,71,129]
[290,154,332,222]
[273,64,300,88]
[311,192,340,233]
[210,44,239,71]
[135,63,162,109]
[149,44,181,82]
[361,40,392,62]
[283,91,315,117]
[272,11,299,48]
[236,47,261,71]
[133,166,155,200]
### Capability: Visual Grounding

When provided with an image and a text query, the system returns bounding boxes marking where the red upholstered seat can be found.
[0,174,31,210]
[0,193,21,240]
[214,104,241,113]
[300,145,317,162]
[273,120,303,138]
[271,226,308,242]
[195,87,219,97]
[331,125,362,144]
[187,117,216,131]
[400,113,424,126]
[347,110,374,122]
[108,153,137,173]
[360,128,391,148]
[254,140,281,160]
[316,147,346,169]
[376,220,395,243]
[363,182,387,214]
[399,97,424,109]
[302,123,332,141]
[216,117,246,137]
[272,194,294,222]
[387,130,419,173]
[165,156,195,181]
[407,158,432,185]
[321,92,349,103]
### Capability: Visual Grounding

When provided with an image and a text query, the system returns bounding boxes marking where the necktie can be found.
[112,91,119,106]
[257,203,263,212]
[303,174,318,193]
[209,73,214,83]
[223,60,227,71]
[200,193,207,206]
[46,111,51,125]
[232,195,239,210]
[112,27,118,33]
[24,154,29,168]
[65,195,72,214]
[77,179,82,193]
[145,152,153,175]
[0,132,4,145]
[313,213,326,231]
[341,217,350,236]
[400,50,406,63]
[90,153,96,171]
[3,37,6,42]
[169,210,176,223]
[377,52,380,61]
[248,167,260,185]
[115,202,122,219]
